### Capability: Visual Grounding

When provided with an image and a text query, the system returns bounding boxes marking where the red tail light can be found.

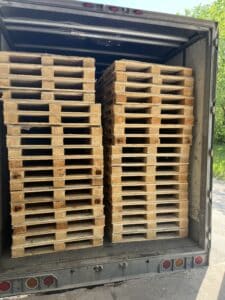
[162,260,171,269]
[43,275,56,287]
[133,9,143,15]
[109,6,119,12]
[0,281,11,292]
[194,256,203,265]
[83,2,94,8]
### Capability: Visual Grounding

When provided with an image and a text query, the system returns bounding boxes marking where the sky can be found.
[78,0,213,14]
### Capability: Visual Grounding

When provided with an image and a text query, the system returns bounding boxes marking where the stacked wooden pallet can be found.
[0,52,104,257]
[97,60,194,243]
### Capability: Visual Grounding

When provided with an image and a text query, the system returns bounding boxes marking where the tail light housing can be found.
[43,275,56,287]
[194,256,203,265]
[109,6,119,12]
[83,2,94,8]
[161,259,172,271]
[133,9,143,15]
[175,258,184,268]
[0,281,11,292]
[25,277,38,289]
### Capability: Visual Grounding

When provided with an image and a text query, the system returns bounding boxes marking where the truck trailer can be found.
[0,0,218,297]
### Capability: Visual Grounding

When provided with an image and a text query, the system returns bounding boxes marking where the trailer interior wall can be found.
[0,0,217,289]
[167,37,215,250]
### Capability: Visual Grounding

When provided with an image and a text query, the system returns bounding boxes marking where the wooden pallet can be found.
[12,195,104,215]
[6,124,102,137]
[7,145,103,161]
[11,202,104,226]
[11,193,104,216]
[105,190,188,205]
[109,157,190,166]
[103,124,193,145]
[106,167,188,184]
[0,77,95,92]
[9,174,103,191]
[102,103,193,120]
[103,107,193,126]
[9,164,103,179]
[102,108,193,131]
[98,91,194,105]
[6,133,102,148]
[108,201,187,221]
[108,159,190,167]
[106,162,188,172]
[0,52,95,67]
[105,136,192,146]
[7,144,104,152]
[12,238,103,258]
[10,174,103,191]
[100,60,192,77]
[111,227,188,243]
[105,182,188,195]
[13,224,104,247]
[0,64,95,80]
[107,195,188,206]
[105,177,188,187]
[9,158,103,173]
[10,185,103,203]
[13,216,105,235]
[104,186,188,205]
[107,183,188,200]
[109,209,188,225]
[107,200,187,214]
[105,162,189,172]
[98,71,193,91]
[3,101,101,125]
[106,143,190,156]
[98,85,195,103]
[104,135,192,146]
[104,125,192,140]
[0,89,95,103]
[100,82,193,97]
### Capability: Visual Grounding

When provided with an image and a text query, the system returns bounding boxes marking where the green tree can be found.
[185,0,225,143]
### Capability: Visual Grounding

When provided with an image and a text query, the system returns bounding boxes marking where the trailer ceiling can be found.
[0,0,214,75]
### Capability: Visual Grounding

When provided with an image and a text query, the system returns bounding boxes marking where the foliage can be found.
[185,0,225,143]
[213,144,225,179]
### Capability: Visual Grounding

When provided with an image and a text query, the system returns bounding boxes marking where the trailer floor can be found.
[4,178,225,300]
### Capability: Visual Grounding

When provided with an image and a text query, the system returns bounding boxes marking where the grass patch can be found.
[213,144,225,179]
